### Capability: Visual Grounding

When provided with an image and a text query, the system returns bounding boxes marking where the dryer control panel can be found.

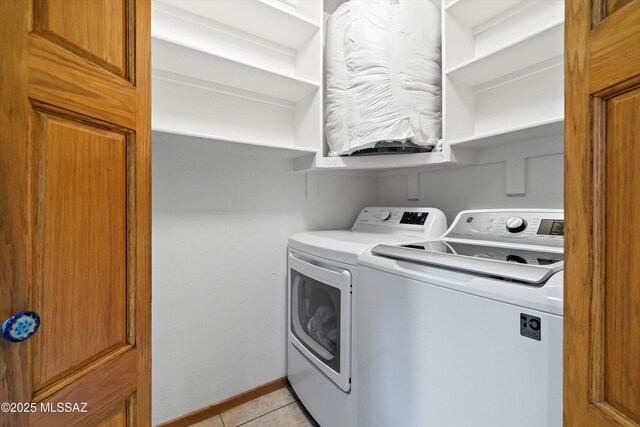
[352,207,448,238]
[445,209,564,248]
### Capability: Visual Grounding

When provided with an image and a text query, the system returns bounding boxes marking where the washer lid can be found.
[372,240,563,284]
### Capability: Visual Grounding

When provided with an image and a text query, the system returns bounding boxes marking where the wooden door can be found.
[0,1,150,426]
[565,0,640,426]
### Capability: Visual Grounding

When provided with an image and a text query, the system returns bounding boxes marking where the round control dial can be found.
[506,217,527,233]
[380,211,392,221]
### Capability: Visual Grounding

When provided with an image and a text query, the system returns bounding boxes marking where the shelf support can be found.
[407,172,420,201]
[305,171,319,200]
[505,157,526,197]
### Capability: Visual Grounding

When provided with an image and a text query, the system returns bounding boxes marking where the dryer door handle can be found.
[289,252,351,289]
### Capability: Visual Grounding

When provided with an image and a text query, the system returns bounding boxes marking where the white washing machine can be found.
[287,207,447,427]
[357,209,564,427]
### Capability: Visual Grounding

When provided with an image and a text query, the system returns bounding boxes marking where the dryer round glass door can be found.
[288,251,352,393]
[291,270,341,372]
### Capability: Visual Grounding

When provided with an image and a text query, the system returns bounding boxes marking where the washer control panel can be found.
[446,210,564,247]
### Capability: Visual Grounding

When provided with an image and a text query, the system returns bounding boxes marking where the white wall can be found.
[152,140,378,425]
[376,153,564,222]
[152,139,563,425]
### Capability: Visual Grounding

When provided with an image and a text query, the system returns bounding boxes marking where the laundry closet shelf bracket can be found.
[505,156,526,196]
[471,135,564,197]
[305,171,319,201]
[407,172,420,201]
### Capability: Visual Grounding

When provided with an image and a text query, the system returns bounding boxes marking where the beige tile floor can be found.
[190,387,318,427]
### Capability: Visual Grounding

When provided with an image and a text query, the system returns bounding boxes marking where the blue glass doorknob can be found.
[2,311,40,343]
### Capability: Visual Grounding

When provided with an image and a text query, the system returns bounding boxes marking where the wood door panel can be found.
[1,0,150,425]
[29,35,137,130]
[31,109,130,392]
[566,0,640,425]
[590,0,640,93]
[604,87,640,424]
[33,0,131,79]
[30,349,137,427]
[92,401,129,427]
[605,0,635,18]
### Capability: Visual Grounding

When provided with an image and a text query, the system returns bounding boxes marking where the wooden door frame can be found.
[133,0,152,423]
[564,0,593,422]
[0,2,32,423]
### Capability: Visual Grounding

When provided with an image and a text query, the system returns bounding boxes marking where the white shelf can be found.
[445,21,564,86]
[294,142,478,171]
[441,0,565,194]
[445,0,524,29]
[156,0,320,51]
[152,130,319,159]
[152,38,319,103]
[152,73,316,147]
[302,151,454,171]
[151,0,323,160]
[447,117,564,149]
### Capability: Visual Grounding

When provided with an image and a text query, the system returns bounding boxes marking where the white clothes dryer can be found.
[287,207,447,427]
[357,209,564,427]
